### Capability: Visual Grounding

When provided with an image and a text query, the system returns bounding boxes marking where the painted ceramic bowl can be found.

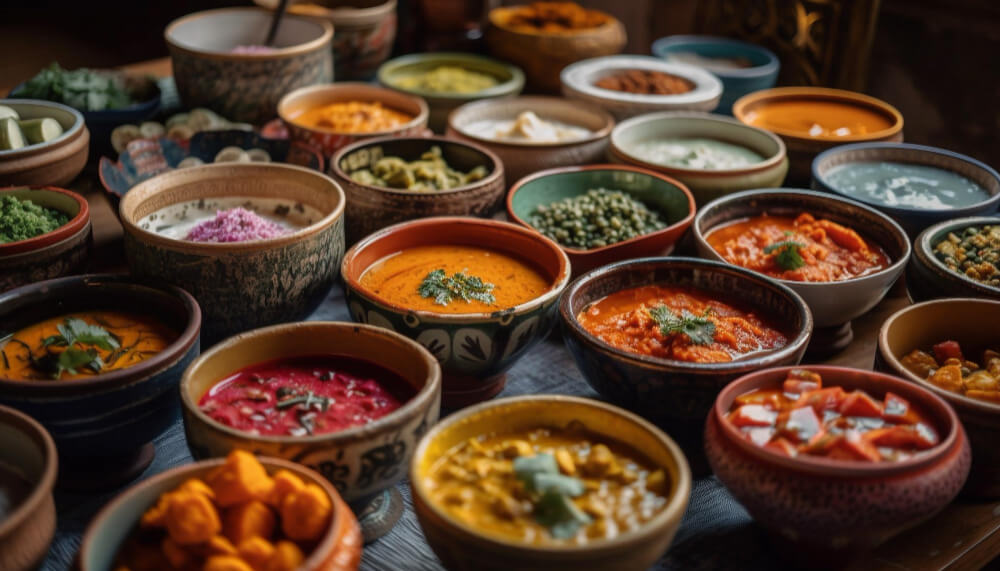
[0,274,200,486]
[79,456,361,571]
[446,96,615,184]
[378,52,524,132]
[813,143,1000,238]
[0,405,56,571]
[329,135,505,244]
[907,216,1000,303]
[165,7,334,124]
[609,111,788,205]
[561,56,723,121]
[692,189,910,351]
[733,87,904,185]
[0,186,91,293]
[119,163,345,344]
[506,164,696,276]
[410,395,692,571]
[706,365,970,564]
[0,99,88,187]
[651,35,780,115]
[342,217,571,407]
[278,83,430,158]
[485,4,626,93]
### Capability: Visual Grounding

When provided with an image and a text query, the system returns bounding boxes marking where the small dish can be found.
[907,216,1000,303]
[0,99,89,187]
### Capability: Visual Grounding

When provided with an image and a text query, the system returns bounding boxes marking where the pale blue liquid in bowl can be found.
[825,161,990,209]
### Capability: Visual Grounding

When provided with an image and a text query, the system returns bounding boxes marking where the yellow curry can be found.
[289,101,414,133]
[743,99,893,139]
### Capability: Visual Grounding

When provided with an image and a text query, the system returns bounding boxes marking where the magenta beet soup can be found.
[198,355,413,437]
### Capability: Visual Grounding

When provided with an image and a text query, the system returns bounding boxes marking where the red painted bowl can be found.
[705,365,970,566]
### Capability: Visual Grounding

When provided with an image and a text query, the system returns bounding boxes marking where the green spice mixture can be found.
[933,224,1000,288]
[0,194,70,244]
[528,188,668,249]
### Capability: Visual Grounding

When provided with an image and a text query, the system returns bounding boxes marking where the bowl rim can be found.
[377,51,526,101]
[277,82,430,137]
[446,95,615,149]
[0,98,86,158]
[559,256,813,372]
[560,55,724,106]
[650,34,780,79]
[487,4,623,38]
[811,142,1000,215]
[329,134,504,196]
[179,321,442,445]
[164,6,334,60]
[692,188,912,289]
[732,86,904,143]
[342,216,572,322]
[409,394,692,552]
[0,186,90,256]
[609,110,788,177]
[713,364,964,477]
[0,404,57,539]
[118,162,346,252]
[505,163,697,256]
[914,215,1000,294]
[0,274,202,394]
[254,0,397,25]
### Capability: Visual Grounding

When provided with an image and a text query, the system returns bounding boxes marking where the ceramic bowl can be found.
[907,216,1000,303]
[79,455,361,571]
[329,135,505,244]
[0,274,200,487]
[651,35,780,115]
[378,52,524,132]
[0,186,92,293]
[0,99,89,187]
[278,83,430,158]
[733,87,904,185]
[446,96,615,184]
[342,217,571,407]
[410,395,692,571]
[706,365,970,564]
[506,164,696,276]
[812,143,1000,238]
[119,163,345,344]
[609,111,788,205]
[165,7,334,124]
[561,56,723,121]
[692,189,910,350]
[485,4,626,93]
[0,405,57,571]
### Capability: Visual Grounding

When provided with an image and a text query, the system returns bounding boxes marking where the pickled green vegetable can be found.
[348,146,489,192]
[528,188,668,249]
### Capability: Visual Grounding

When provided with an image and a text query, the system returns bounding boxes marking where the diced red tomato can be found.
[729,404,779,428]
[733,389,787,409]
[783,369,823,395]
[776,406,822,444]
[933,340,964,364]
[764,437,798,457]
[865,424,939,450]
[792,387,846,414]
[839,390,883,417]
[827,431,882,462]
[882,392,916,423]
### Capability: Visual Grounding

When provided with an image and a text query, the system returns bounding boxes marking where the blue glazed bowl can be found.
[811,142,1000,238]
[651,35,779,115]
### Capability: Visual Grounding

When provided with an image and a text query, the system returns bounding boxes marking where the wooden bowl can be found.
[0,99,89,187]
[410,395,691,571]
[906,216,1000,303]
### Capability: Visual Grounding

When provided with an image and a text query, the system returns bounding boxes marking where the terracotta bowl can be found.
[180,321,441,539]
[341,217,571,408]
[733,87,904,185]
[410,395,692,571]
[0,186,91,293]
[907,216,1000,303]
[0,274,200,488]
[0,99,89,187]
[706,365,970,565]
[165,7,334,124]
[79,456,361,571]
[329,135,505,244]
[446,96,614,184]
[0,405,57,571]
[506,164,695,277]
[119,162,345,344]
[609,111,788,206]
[875,298,1000,497]
[278,83,430,158]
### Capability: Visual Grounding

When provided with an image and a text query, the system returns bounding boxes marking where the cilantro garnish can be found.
[648,305,716,345]
[764,240,806,271]
[35,318,120,379]
[418,269,496,307]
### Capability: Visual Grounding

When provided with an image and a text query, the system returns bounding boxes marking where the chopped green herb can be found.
[648,305,716,345]
[764,240,806,271]
[31,318,120,379]
[418,268,496,307]
[513,454,591,539]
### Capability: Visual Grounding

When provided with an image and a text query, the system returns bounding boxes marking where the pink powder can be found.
[185,207,290,243]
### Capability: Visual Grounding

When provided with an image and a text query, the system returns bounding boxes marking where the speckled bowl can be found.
[119,163,345,344]
[165,7,334,124]
[609,111,788,205]
[0,99,89,187]
[706,365,970,565]
[342,217,571,408]
[329,135,505,244]
[410,395,692,571]
[907,216,1000,303]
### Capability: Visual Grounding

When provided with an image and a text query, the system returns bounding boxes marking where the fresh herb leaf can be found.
[32,318,121,379]
[417,269,496,307]
[57,348,98,377]
[512,454,590,539]
[648,305,716,345]
[534,491,592,539]
[764,241,805,271]
[64,318,120,350]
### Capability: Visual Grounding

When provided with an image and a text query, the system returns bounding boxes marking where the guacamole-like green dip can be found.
[0,194,70,244]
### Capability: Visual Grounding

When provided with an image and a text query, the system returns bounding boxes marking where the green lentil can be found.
[528,188,667,250]
[0,194,69,244]
[933,224,1000,288]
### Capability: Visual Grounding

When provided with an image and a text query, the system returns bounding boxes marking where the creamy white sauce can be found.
[825,161,990,209]
[464,111,591,143]
[630,138,764,170]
